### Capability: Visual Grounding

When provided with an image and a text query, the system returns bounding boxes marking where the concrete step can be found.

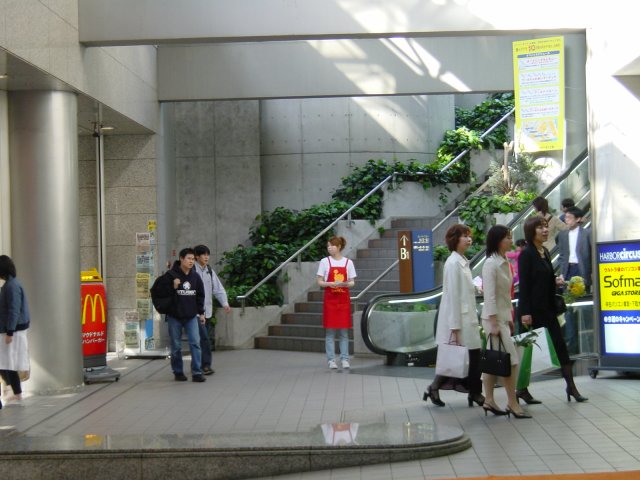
[254,335,354,354]
[355,258,400,269]
[356,248,397,258]
[391,218,441,229]
[281,312,323,325]
[351,268,399,281]
[367,237,398,248]
[355,279,399,291]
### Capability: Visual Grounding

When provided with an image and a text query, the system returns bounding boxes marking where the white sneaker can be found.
[341,360,350,369]
[328,360,338,369]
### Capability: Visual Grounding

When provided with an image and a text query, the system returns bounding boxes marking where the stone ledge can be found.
[0,423,471,480]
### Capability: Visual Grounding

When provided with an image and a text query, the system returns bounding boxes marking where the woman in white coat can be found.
[424,224,484,408]
[481,225,531,418]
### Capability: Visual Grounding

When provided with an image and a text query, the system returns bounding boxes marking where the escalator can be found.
[360,151,593,366]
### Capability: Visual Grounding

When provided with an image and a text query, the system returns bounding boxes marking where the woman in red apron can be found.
[316,236,356,369]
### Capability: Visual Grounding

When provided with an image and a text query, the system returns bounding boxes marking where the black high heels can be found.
[423,386,445,407]
[467,393,485,407]
[482,402,508,416]
[516,389,543,405]
[506,407,532,419]
[566,388,588,402]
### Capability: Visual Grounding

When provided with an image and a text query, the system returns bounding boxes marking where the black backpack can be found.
[150,270,178,314]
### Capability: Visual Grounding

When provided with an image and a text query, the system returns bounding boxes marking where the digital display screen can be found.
[597,241,640,355]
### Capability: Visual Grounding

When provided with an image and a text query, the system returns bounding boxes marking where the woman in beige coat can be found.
[532,196,567,250]
[424,224,484,408]
[481,225,531,418]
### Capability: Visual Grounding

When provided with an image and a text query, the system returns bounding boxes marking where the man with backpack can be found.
[193,245,231,375]
[153,247,207,382]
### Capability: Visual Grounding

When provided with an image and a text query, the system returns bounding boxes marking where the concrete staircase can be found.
[254,216,456,353]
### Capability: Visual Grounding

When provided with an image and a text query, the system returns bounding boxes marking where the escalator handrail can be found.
[361,149,590,355]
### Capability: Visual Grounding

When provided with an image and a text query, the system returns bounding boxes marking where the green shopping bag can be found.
[516,344,534,390]
[513,327,561,390]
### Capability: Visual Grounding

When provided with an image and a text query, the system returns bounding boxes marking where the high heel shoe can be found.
[516,389,542,405]
[423,386,445,407]
[467,393,485,407]
[482,402,508,416]
[566,388,588,402]
[506,407,532,419]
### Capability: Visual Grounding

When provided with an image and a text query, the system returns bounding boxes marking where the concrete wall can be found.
[588,27,640,242]
[78,133,158,350]
[260,95,454,211]
[161,100,262,264]
[0,0,158,132]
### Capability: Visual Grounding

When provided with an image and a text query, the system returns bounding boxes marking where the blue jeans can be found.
[325,328,349,361]
[199,318,213,368]
[167,315,202,376]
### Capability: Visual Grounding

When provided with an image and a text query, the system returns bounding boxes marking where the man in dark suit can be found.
[557,207,591,354]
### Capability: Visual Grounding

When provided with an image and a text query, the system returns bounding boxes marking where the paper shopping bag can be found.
[435,342,470,378]
[513,327,561,377]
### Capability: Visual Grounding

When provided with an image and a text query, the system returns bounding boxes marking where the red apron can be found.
[322,257,352,329]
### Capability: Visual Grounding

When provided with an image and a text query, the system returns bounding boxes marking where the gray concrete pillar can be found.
[8,91,83,394]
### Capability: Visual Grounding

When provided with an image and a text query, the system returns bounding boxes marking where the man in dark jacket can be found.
[557,207,592,354]
[166,248,207,382]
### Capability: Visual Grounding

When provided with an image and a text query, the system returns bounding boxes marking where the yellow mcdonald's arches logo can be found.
[82,293,106,325]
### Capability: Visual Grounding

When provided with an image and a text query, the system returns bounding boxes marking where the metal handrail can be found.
[237,173,395,312]
[237,106,516,312]
[350,259,399,311]
[440,107,515,172]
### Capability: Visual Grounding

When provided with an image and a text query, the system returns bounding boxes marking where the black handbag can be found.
[480,335,511,377]
[555,294,567,314]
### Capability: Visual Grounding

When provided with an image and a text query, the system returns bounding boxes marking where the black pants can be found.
[0,370,21,395]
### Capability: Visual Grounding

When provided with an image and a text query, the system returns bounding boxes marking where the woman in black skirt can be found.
[517,217,587,403]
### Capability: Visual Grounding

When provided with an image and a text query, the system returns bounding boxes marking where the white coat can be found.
[481,254,519,365]
[435,251,482,349]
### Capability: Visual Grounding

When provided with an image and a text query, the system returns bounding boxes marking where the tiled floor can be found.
[5,349,640,479]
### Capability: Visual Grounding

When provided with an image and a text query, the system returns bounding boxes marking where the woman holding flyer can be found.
[317,236,356,370]
[482,226,531,418]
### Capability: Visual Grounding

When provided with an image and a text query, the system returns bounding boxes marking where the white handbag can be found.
[435,334,470,378]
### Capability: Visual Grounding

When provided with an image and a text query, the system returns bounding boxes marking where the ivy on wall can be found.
[219,93,517,307]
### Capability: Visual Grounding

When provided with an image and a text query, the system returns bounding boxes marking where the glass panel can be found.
[365,290,442,354]
[362,153,593,359]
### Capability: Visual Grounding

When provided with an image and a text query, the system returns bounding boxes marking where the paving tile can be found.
[8,350,640,479]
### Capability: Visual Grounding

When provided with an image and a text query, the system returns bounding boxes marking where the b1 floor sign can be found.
[81,282,108,358]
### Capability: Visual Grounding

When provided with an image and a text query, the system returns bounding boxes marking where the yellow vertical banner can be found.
[513,36,565,152]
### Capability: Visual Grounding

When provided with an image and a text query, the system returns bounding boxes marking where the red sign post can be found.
[81,282,108,362]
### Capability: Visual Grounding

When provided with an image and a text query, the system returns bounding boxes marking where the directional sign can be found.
[398,230,413,293]
[411,230,435,292]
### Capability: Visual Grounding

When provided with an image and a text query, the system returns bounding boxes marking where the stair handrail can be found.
[353,144,588,303]
[350,259,399,311]
[237,106,516,312]
[440,107,515,172]
[237,173,395,312]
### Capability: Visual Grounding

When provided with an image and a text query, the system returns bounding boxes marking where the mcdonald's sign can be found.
[81,283,108,357]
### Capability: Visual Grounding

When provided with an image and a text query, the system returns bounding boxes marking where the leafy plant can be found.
[458,191,536,243]
[219,93,519,306]
[487,149,545,196]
